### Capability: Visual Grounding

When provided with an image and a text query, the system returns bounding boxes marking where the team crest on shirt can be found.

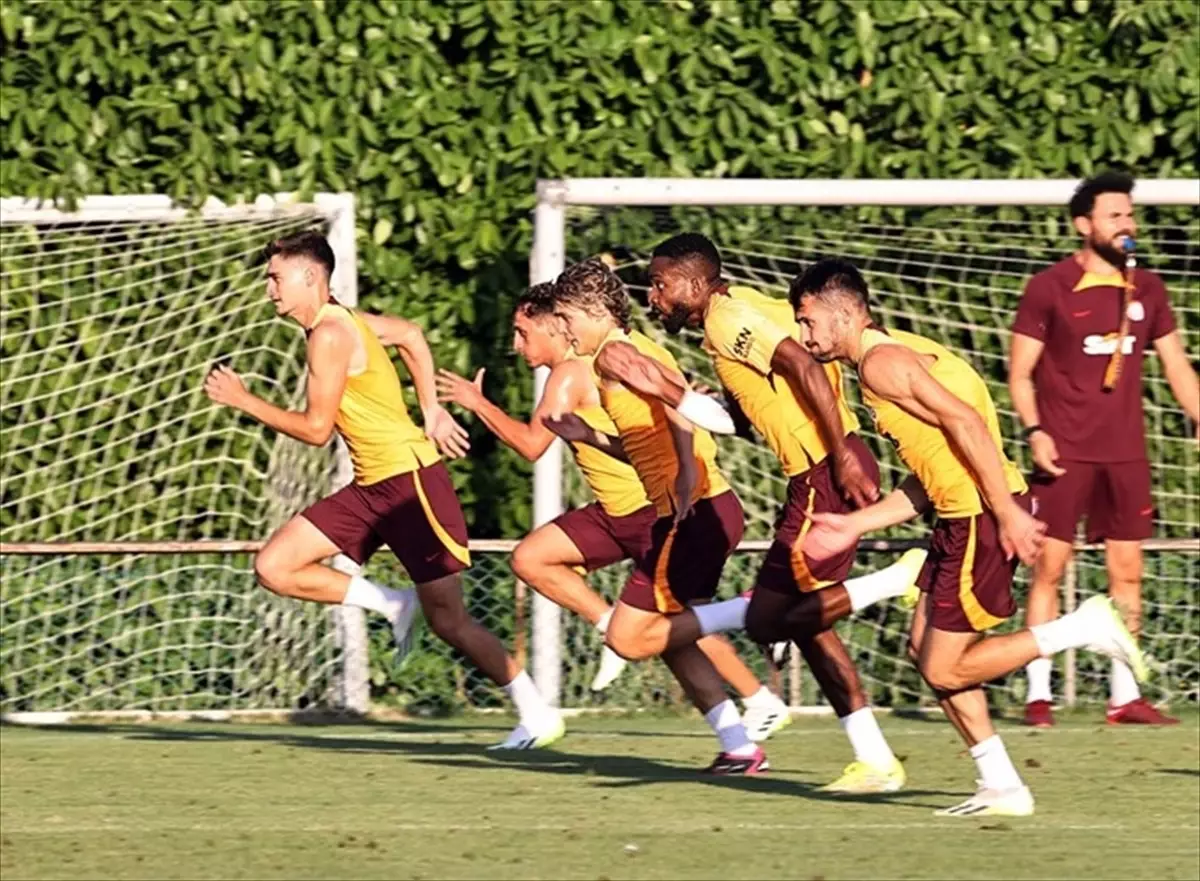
[1126,300,1145,322]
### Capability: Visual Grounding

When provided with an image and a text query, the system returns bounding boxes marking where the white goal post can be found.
[529,177,1200,709]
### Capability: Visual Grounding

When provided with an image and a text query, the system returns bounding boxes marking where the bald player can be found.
[792,258,1146,816]
[1011,171,1199,727]
[203,231,562,750]
[546,258,771,774]
[437,282,790,736]
[639,232,927,793]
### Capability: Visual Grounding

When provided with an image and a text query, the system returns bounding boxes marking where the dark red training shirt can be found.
[1012,256,1176,463]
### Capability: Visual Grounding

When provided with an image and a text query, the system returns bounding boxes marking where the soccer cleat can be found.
[822,758,907,794]
[1023,699,1055,728]
[1106,698,1179,726]
[898,583,921,611]
[703,747,770,775]
[935,783,1035,817]
[590,646,628,692]
[390,589,421,662]
[894,548,929,590]
[743,694,792,742]
[1077,596,1149,683]
[487,714,566,751]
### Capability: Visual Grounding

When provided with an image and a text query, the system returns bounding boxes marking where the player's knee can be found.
[744,600,783,646]
[920,660,966,693]
[605,626,653,662]
[252,549,288,595]
[509,541,542,585]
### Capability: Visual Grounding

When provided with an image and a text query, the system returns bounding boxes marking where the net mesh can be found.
[0,206,343,712]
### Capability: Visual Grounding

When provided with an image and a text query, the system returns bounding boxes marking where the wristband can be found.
[1022,425,1046,441]
[677,389,736,435]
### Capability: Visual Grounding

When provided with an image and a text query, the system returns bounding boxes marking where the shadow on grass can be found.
[5,720,957,809]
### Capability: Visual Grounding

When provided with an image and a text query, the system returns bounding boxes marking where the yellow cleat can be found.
[898,583,921,611]
[821,758,907,794]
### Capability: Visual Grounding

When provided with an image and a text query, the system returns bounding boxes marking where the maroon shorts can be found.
[620,491,745,614]
[918,493,1033,633]
[301,462,470,584]
[554,502,657,571]
[1030,460,1154,543]
[757,434,881,594]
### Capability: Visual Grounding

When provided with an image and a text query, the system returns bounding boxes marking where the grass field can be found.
[1,711,1197,880]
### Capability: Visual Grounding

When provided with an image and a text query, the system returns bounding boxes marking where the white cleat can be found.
[768,641,791,669]
[935,783,1035,817]
[590,646,628,692]
[1077,595,1148,682]
[390,589,421,662]
[487,714,566,751]
[743,694,792,743]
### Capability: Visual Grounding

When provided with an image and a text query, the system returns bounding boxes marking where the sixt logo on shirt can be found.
[732,327,753,359]
[1082,333,1136,356]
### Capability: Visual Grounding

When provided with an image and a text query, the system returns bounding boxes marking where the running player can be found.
[546,258,771,773]
[436,283,791,737]
[791,258,1146,816]
[203,231,562,749]
[641,233,926,793]
[1010,171,1199,726]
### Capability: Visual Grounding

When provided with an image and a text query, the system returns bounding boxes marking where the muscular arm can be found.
[770,337,878,506]
[594,341,687,406]
[360,312,439,412]
[1007,333,1045,430]
[861,346,1017,519]
[231,322,351,446]
[844,474,931,534]
[1154,330,1200,425]
[770,337,848,456]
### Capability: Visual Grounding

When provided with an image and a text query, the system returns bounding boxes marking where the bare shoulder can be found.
[859,344,918,396]
[307,317,355,361]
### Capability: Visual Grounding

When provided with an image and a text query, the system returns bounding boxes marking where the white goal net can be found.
[0,195,359,715]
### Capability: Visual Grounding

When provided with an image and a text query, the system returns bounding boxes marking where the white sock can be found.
[595,608,613,634]
[840,708,896,768]
[1030,610,1088,657]
[693,596,749,635]
[1025,657,1053,704]
[969,735,1024,792]
[1110,658,1141,708]
[703,699,757,757]
[343,575,408,621]
[845,560,914,612]
[503,671,552,724]
[741,686,782,710]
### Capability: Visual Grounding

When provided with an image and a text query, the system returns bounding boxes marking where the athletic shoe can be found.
[703,747,770,775]
[590,646,628,692]
[1106,698,1179,726]
[743,694,792,742]
[390,589,421,661]
[898,583,921,611]
[768,641,791,670]
[1077,596,1148,682]
[822,758,907,794]
[935,783,1035,817]
[1023,699,1055,728]
[487,714,566,751]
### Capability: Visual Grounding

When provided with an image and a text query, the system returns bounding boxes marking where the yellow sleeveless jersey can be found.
[312,303,439,486]
[859,327,1026,518]
[703,286,859,477]
[592,328,731,517]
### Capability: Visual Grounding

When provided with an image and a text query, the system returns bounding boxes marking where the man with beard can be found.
[1010,171,1199,727]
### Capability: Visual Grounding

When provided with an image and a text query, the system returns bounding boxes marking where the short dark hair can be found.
[515,282,557,321]
[263,230,335,277]
[552,258,632,330]
[788,258,870,311]
[651,233,722,280]
[1069,171,1135,218]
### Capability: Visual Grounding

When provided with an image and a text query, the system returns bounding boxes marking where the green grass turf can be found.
[1,711,1197,881]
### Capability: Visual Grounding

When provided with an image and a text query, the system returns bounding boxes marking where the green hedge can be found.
[3,0,1197,536]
